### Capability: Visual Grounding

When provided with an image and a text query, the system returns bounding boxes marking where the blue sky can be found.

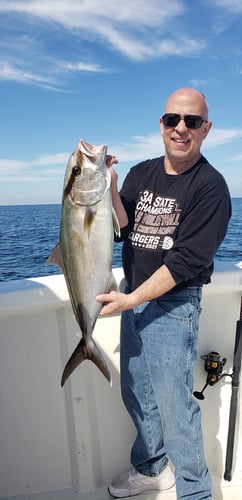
[1,0,242,205]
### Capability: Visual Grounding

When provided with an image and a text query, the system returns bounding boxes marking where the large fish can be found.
[47,140,119,386]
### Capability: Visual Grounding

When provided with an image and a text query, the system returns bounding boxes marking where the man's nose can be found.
[175,117,188,132]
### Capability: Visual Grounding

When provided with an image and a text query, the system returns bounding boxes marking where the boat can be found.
[0,262,241,500]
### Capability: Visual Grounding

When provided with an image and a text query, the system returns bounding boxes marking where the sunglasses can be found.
[162,113,206,129]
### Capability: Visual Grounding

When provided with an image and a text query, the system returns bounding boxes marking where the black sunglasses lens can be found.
[184,116,204,129]
[162,114,180,127]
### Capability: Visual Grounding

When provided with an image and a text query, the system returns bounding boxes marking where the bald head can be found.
[165,88,209,121]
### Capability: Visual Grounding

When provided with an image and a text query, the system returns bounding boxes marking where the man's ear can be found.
[159,116,164,134]
[203,120,212,139]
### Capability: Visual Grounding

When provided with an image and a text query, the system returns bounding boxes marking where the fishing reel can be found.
[193,351,231,400]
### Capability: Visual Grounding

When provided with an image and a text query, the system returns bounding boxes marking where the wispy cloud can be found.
[0,62,65,91]
[230,153,242,162]
[189,79,208,87]
[0,0,208,88]
[0,159,27,177]
[204,128,242,148]
[0,153,69,182]
[214,0,242,13]
[0,0,184,31]
[58,61,107,73]
[31,153,69,167]
[1,0,241,90]
[110,134,164,162]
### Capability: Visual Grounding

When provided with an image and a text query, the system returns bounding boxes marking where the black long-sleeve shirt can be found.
[116,155,231,292]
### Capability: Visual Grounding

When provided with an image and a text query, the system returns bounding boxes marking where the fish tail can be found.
[61,338,111,387]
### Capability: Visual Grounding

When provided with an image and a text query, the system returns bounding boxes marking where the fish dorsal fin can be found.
[46,242,65,274]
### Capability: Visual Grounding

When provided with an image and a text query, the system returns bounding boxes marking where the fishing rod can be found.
[224,297,242,481]
[193,297,242,481]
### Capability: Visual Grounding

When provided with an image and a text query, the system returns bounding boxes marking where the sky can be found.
[0,0,242,205]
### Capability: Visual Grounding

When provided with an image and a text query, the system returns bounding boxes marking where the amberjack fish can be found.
[47,140,120,386]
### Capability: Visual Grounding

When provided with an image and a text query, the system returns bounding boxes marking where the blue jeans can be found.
[120,287,212,500]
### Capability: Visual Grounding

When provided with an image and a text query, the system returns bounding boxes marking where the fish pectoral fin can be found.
[46,242,65,273]
[84,207,96,235]
[112,207,120,237]
[61,338,112,387]
[108,273,119,293]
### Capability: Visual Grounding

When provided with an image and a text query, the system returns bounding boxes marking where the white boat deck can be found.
[0,263,242,500]
[1,483,242,500]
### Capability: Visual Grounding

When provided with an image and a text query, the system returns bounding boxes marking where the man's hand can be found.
[106,154,119,186]
[106,154,118,168]
[105,153,129,228]
[96,291,132,316]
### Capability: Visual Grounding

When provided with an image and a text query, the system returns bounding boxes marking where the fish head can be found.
[63,140,109,206]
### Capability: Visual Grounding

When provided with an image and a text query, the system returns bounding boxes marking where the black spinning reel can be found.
[193,351,231,400]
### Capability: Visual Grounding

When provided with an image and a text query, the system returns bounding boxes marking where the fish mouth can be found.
[79,140,107,165]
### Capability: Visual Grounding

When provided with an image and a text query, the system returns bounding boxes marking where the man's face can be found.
[160,91,212,169]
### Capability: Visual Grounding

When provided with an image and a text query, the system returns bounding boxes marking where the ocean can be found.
[0,198,241,282]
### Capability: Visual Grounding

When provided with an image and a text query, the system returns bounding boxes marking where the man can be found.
[97,88,231,499]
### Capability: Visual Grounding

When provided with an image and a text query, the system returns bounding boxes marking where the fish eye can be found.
[72,166,81,176]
